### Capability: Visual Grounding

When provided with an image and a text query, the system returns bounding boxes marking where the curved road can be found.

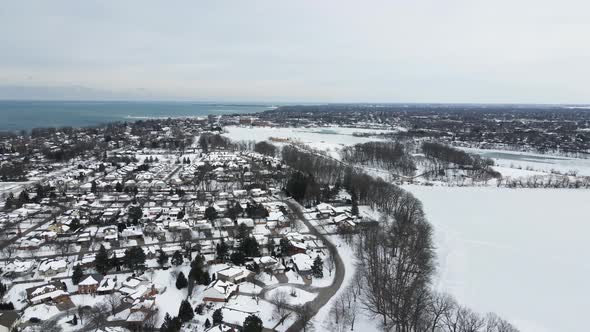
[284,199,345,332]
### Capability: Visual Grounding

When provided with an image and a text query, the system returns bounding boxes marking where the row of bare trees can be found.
[341,141,416,176]
[273,142,519,332]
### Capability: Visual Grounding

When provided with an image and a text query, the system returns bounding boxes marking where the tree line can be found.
[276,142,519,332]
[341,141,416,176]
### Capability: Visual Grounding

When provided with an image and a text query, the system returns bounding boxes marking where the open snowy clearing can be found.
[462,147,590,176]
[403,185,590,332]
[223,126,395,158]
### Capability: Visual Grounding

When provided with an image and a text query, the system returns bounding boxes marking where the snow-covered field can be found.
[403,185,590,332]
[223,126,395,158]
[463,147,590,177]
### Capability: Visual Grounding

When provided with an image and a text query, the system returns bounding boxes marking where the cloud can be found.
[0,0,589,103]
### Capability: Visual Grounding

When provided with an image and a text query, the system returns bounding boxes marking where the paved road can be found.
[284,199,345,332]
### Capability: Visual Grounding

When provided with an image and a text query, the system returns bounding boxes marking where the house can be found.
[291,253,313,276]
[2,259,35,276]
[38,259,68,276]
[26,281,70,305]
[216,267,252,284]
[120,277,157,300]
[78,274,103,294]
[202,280,239,302]
[0,311,19,332]
[97,277,117,294]
[205,324,237,332]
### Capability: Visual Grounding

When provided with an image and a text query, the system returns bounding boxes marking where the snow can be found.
[223,126,395,159]
[403,185,590,332]
[266,286,317,306]
[463,147,590,176]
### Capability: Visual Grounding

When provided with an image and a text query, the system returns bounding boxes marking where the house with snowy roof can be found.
[78,274,103,294]
[202,280,239,302]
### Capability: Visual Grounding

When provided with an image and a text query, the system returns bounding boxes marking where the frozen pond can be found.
[403,185,590,332]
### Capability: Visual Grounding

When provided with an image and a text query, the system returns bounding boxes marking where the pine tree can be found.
[243,314,263,332]
[171,250,183,266]
[199,272,211,286]
[178,299,194,322]
[95,245,111,274]
[72,265,84,284]
[176,272,188,289]
[212,308,223,325]
[189,255,204,281]
[216,239,228,261]
[123,246,146,272]
[157,249,169,267]
[160,313,173,332]
[312,255,324,278]
[204,318,211,329]
[351,190,359,216]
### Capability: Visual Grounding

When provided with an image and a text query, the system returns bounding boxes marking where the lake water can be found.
[0,100,273,131]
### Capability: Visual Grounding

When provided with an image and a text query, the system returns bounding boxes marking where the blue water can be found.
[0,100,273,132]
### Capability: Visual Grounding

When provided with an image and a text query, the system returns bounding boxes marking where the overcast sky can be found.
[1,0,589,103]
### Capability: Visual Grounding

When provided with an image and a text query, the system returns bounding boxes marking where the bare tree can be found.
[85,303,109,331]
[294,303,315,332]
[325,255,334,277]
[2,245,16,259]
[270,290,289,323]
[105,292,123,316]
[426,292,457,332]
[143,307,160,332]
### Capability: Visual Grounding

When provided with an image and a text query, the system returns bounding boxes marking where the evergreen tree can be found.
[123,246,146,272]
[216,239,228,261]
[160,313,173,332]
[279,238,290,255]
[178,299,194,322]
[243,314,263,332]
[212,308,223,325]
[171,250,184,266]
[95,245,111,274]
[204,318,211,329]
[312,255,324,278]
[230,251,246,266]
[189,255,204,282]
[176,272,188,289]
[157,249,169,267]
[240,236,260,257]
[236,223,250,240]
[351,190,359,216]
[72,265,84,285]
[204,206,218,221]
[199,272,211,286]
[115,182,123,192]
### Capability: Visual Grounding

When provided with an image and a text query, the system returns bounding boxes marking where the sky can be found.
[0,0,589,104]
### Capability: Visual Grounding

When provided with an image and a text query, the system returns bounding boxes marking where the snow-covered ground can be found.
[463,147,590,176]
[223,126,395,158]
[403,185,590,332]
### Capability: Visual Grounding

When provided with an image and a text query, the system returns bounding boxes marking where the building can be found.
[216,267,252,284]
[26,281,70,305]
[291,253,313,277]
[78,274,103,294]
[202,280,239,302]
[0,311,19,332]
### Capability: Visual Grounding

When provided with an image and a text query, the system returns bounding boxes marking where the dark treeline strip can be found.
[422,142,493,170]
[341,141,416,176]
[198,133,235,153]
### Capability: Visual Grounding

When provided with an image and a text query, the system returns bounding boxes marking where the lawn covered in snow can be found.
[403,185,590,332]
